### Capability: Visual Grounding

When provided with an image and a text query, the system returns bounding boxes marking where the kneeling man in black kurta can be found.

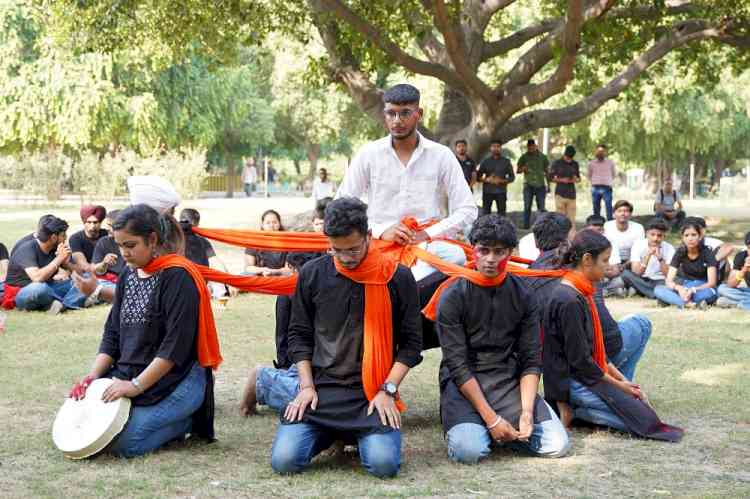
[435,215,570,464]
[271,197,422,478]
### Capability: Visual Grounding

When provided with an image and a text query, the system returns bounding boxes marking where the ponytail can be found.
[113,204,185,256]
[559,229,611,268]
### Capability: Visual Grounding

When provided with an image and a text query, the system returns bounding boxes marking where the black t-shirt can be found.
[457,156,477,185]
[184,233,216,267]
[551,159,580,199]
[670,245,718,281]
[0,243,8,262]
[244,248,287,270]
[6,239,57,287]
[478,156,515,194]
[92,235,127,276]
[733,250,750,287]
[11,233,35,256]
[69,229,108,263]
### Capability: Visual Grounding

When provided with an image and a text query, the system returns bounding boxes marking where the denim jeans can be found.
[523,184,546,229]
[256,364,299,413]
[271,422,401,477]
[654,279,717,308]
[591,185,614,220]
[621,269,664,299]
[445,401,570,464]
[411,241,466,282]
[717,284,750,310]
[569,380,628,432]
[610,314,652,381]
[14,280,87,311]
[109,362,206,458]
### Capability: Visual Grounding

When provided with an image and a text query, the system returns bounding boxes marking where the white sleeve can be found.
[336,150,370,201]
[629,240,642,263]
[425,151,478,239]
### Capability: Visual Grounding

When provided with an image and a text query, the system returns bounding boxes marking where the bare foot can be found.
[239,367,259,416]
[557,401,573,429]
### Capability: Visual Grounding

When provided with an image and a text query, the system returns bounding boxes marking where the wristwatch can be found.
[379,382,399,399]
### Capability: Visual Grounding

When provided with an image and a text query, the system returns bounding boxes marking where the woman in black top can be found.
[243,209,291,276]
[543,230,645,432]
[68,205,213,458]
[654,219,718,308]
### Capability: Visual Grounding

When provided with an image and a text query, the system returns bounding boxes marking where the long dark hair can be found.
[559,229,611,268]
[113,204,185,256]
[260,209,284,231]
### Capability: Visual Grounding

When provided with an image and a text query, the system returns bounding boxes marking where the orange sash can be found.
[333,246,407,412]
[561,270,608,372]
[144,255,223,369]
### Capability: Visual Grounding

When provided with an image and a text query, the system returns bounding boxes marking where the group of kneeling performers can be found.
[66,83,676,476]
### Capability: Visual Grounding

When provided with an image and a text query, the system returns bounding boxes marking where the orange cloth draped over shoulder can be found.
[144,255,223,369]
[333,247,407,413]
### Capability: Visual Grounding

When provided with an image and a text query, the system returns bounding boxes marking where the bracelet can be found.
[131,377,144,393]
[487,416,503,430]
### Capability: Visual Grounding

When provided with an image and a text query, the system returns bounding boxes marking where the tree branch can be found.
[312,0,469,92]
[481,18,558,61]
[498,20,722,140]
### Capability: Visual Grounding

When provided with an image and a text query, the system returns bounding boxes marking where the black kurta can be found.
[436,275,550,432]
[542,283,606,404]
[286,255,422,433]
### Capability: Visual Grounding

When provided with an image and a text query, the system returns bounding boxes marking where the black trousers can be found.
[482,192,507,217]
[523,184,546,228]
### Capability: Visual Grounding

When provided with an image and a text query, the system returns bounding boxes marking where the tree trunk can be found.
[225,154,235,198]
[306,143,321,179]
[293,159,301,175]
[714,158,725,186]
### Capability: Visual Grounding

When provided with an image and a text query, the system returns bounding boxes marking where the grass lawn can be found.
[1,201,749,498]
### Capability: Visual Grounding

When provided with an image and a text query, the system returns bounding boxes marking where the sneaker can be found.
[715,297,736,309]
[47,300,64,315]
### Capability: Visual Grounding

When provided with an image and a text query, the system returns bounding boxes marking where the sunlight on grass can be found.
[680,363,746,387]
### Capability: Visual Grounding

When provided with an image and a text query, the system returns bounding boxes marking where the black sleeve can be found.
[669,251,681,269]
[733,251,747,270]
[98,272,126,359]
[515,287,542,376]
[0,243,8,261]
[573,161,581,179]
[559,299,605,386]
[287,264,316,364]
[69,232,84,254]
[275,296,293,367]
[436,280,474,387]
[477,160,487,179]
[155,268,200,366]
[15,242,39,269]
[92,238,108,264]
[203,238,216,259]
[505,159,516,182]
[392,266,423,368]
[704,247,718,268]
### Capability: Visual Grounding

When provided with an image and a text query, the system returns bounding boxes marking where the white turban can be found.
[127,176,181,214]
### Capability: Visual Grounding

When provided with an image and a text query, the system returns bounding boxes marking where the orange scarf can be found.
[192,227,329,252]
[333,245,407,413]
[560,271,608,372]
[196,265,298,295]
[144,255,223,369]
[422,263,507,321]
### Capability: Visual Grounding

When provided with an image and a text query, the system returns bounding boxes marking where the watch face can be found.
[385,382,397,394]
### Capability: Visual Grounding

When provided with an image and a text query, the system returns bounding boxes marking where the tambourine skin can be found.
[52,378,132,460]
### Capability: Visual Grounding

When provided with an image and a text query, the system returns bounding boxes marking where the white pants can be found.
[411,241,466,282]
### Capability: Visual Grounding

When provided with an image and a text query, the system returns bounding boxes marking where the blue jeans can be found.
[109,362,206,458]
[654,279,717,308]
[412,241,466,282]
[591,185,613,220]
[271,423,401,478]
[445,401,570,464]
[569,380,628,432]
[718,284,750,310]
[523,184,546,229]
[256,365,299,412]
[609,314,652,381]
[14,280,87,311]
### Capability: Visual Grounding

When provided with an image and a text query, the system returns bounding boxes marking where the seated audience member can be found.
[436,215,570,464]
[690,216,733,283]
[604,200,644,265]
[92,210,126,280]
[586,215,626,297]
[543,230,649,432]
[622,218,675,299]
[270,197,422,478]
[179,208,235,298]
[69,205,109,272]
[0,242,8,300]
[12,214,54,255]
[654,219,718,308]
[529,213,573,268]
[67,204,216,457]
[716,231,750,310]
[3,216,89,313]
[244,210,292,276]
[529,217,652,391]
[239,251,322,417]
[654,178,685,229]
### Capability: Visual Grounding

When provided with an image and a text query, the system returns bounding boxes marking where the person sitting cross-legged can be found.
[435,215,570,464]
[716,231,750,310]
[270,197,422,478]
[622,218,675,299]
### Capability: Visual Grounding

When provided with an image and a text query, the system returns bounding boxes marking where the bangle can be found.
[487,416,503,430]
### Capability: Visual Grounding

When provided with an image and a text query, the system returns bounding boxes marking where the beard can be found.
[389,122,417,140]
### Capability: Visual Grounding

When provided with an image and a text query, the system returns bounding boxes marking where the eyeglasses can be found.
[384,108,417,121]
[329,239,368,257]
